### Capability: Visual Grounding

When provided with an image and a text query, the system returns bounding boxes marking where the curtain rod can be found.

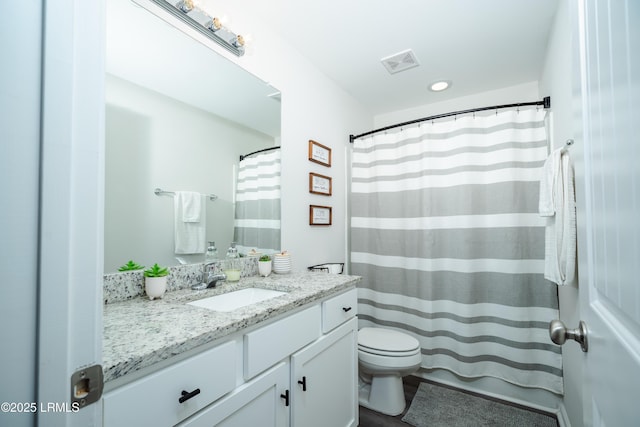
[349,96,551,143]
[239,146,281,161]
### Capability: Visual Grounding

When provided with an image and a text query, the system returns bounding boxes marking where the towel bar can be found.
[154,187,218,201]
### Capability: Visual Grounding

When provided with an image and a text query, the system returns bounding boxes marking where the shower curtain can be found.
[351,109,563,394]
[233,148,281,254]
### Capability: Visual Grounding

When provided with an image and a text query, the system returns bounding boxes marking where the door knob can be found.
[549,319,588,352]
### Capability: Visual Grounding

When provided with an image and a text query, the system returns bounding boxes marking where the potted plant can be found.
[258,255,272,277]
[143,263,169,300]
[118,260,145,272]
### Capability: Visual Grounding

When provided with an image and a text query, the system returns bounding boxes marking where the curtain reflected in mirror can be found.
[234,148,282,254]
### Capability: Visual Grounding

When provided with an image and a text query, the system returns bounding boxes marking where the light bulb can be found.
[232,35,245,48]
[176,0,194,13]
[206,16,222,32]
[429,80,451,92]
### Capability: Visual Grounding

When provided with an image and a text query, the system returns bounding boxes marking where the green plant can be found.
[118,260,145,272]
[259,255,271,262]
[143,263,169,278]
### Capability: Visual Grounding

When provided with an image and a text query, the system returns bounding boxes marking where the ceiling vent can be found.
[380,49,420,74]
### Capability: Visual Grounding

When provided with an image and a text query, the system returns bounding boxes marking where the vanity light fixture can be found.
[429,80,451,92]
[141,0,247,56]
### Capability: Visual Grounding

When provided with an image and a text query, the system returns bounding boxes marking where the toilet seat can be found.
[358,327,420,356]
[358,346,420,358]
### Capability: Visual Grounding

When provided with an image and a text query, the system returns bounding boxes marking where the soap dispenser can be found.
[223,242,241,282]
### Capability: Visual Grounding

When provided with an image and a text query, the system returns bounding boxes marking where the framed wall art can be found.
[308,140,331,167]
[309,172,332,196]
[309,205,332,225]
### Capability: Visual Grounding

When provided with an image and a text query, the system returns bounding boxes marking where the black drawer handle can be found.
[280,389,290,406]
[298,376,307,392]
[179,388,201,404]
[342,306,352,312]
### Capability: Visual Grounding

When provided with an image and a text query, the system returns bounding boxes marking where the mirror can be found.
[104,0,281,273]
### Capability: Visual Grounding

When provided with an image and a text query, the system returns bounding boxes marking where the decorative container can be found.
[258,260,272,277]
[145,276,167,300]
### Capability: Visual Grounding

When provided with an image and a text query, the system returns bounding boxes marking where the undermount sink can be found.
[187,288,288,312]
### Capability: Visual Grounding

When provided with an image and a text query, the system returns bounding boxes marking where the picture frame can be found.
[309,205,332,226]
[308,140,331,167]
[309,172,332,196]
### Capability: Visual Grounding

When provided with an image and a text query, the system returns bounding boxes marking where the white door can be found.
[574,1,640,425]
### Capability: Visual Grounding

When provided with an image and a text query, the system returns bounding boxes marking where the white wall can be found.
[374,81,539,128]
[104,75,274,272]
[539,2,582,426]
[180,1,373,271]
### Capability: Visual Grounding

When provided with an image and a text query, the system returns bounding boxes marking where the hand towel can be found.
[174,193,206,254]
[542,149,577,285]
[539,147,564,217]
[178,191,201,222]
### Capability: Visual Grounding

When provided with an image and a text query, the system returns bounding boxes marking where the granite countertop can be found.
[103,272,361,383]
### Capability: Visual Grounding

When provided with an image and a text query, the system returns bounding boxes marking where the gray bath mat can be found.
[401,382,557,427]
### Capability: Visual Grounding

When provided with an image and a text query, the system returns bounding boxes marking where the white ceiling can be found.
[252,0,559,115]
[107,0,559,131]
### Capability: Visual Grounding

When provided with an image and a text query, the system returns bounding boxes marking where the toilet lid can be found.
[358,327,420,353]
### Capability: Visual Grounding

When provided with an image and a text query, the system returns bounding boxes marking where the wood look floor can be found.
[357,376,559,427]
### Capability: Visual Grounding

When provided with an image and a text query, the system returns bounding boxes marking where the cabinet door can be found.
[290,318,358,427]
[179,362,289,427]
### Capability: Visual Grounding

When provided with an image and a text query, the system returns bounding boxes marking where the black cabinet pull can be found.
[280,389,290,407]
[342,307,352,312]
[179,388,201,404]
[298,376,307,391]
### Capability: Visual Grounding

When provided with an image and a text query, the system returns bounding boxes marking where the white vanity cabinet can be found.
[103,288,358,427]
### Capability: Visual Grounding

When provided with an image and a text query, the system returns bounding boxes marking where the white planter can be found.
[145,276,167,300]
[258,261,272,277]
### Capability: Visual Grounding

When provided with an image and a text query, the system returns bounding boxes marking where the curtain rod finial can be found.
[543,96,551,109]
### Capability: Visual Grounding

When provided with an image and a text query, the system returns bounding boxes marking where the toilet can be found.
[357,327,422,416]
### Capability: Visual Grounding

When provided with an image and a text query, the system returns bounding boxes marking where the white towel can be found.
[540,149,577,285]
[174,192,206,254]
[178,191,201,222]
[539,147,564,217]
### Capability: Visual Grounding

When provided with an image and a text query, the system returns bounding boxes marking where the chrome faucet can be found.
[191,262,226,290]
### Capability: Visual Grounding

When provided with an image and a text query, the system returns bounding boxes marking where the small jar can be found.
[205,241,218,261]
[223,242,241,282]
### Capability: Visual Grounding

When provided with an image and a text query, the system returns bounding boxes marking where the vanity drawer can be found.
[103,341,236,427]
[244,305,321,379]
[322,289,358,333]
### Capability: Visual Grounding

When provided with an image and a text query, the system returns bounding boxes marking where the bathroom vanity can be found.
[102,272,360,426]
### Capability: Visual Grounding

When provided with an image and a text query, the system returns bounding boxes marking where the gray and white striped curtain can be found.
[351,109,563,394]
[233,149,281,254]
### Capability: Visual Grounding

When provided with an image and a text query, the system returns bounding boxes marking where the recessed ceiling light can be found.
[429,80,451,92]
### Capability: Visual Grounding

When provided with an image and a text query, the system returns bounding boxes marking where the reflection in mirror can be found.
[104,0,281,273]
